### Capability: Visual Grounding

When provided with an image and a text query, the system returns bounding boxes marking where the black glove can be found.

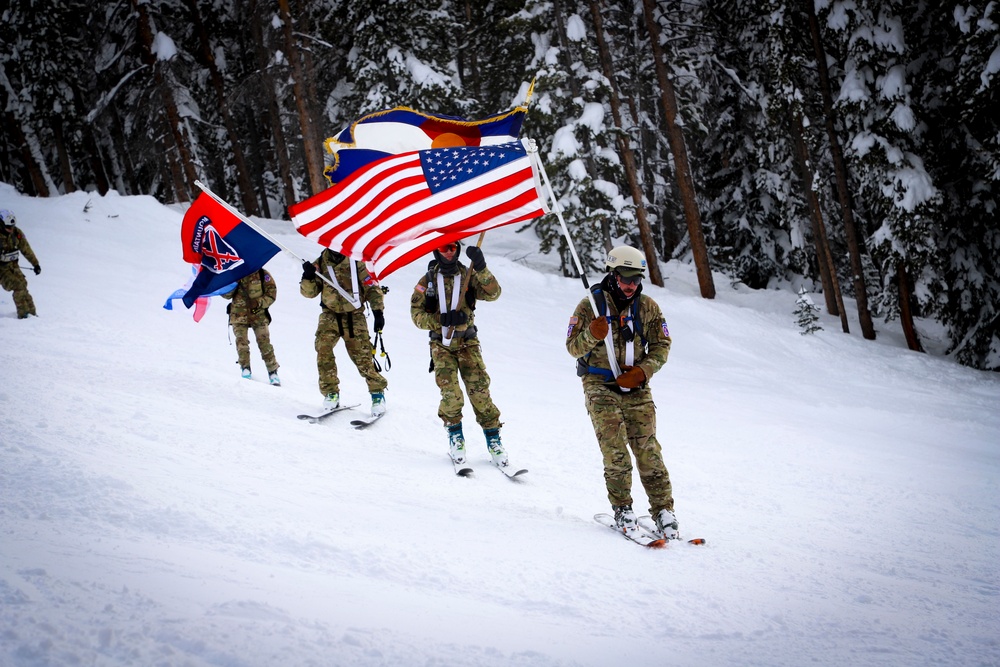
[465,245,486,272]
[33,265,41,275]
[373,309,385,332]
[440,309,468,327]
[301,260,317,280]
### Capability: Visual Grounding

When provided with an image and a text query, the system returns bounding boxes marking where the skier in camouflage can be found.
[301,249,387,417]
[221,268,280,385]
[410,240,507,468]
[0,209,40,319]
[565,245,679,540]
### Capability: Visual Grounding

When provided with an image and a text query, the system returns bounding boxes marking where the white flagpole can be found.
[194,180,338,291]
[525,141,624,380]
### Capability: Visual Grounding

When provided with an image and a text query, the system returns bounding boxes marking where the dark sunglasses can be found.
[615,271,642,285]
[437,243,458,253]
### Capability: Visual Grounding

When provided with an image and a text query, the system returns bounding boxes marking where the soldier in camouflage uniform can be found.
[0,209,40,319]
[410,241,508,468]
[566,245,679,540]
[301,249,387,416]
[221,268,280,385]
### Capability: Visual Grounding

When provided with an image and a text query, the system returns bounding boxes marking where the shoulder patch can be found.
[568,315,579,338]
[662,322,670,337]
[415,283,426,293]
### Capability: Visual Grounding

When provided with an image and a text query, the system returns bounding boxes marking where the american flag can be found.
[290,140,548,280]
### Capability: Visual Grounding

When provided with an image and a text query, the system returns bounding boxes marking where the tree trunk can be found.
[552,0,611,250]
[641,0,714,298]
[249,0,296,210]
[243,105,272,218]
[789,110,850,332]
[276,0,327,196]
[897,262,924,352]
[51,117,77,193]
[131,0,197,202]
[589,0,664,287]
[185,0,259,215]
[806,0,876,340]
[460,0,482,101]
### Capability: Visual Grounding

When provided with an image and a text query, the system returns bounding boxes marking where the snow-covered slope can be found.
[2,183,997,667]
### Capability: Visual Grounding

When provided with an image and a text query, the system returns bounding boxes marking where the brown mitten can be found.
[615,365,646,389]
[589,316,609,339]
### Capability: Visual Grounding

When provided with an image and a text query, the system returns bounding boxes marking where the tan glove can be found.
[589,316,609,339]
[615,365,646,389]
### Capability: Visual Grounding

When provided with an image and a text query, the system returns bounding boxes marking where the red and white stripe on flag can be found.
[290,139,548,280]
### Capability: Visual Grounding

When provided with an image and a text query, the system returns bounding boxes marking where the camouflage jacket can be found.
[300,249,383,314]
[566,288,672,389]
[222,269,276,326]
[410,261,501,343]
[0,227,39,268]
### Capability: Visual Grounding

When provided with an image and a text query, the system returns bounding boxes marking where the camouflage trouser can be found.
[315,309,387,396]
[0,264,36,318]
[232,320,278,373]
[583,382,673,515]
[430,340,500,429]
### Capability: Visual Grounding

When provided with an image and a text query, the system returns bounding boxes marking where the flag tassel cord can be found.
[194,180,340,292]
[527,145,624,379]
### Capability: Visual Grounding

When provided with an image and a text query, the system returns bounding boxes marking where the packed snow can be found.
[1,183,998,667]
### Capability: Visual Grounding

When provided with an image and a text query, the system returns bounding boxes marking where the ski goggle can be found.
[615,271,643,285]
[437,243,458,253]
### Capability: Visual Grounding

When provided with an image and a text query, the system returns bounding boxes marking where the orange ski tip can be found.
[649,539,667,548]
[688,538,706,545]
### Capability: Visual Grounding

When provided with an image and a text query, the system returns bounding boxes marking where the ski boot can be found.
[447,423,466,464]
[612,505,638,534]
[323,392,340,411]
[370,392,386,417]
[484,427,508,467]
[652,509,680,540]
[241,367,252,380]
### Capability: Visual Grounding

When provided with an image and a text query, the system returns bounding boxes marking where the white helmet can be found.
[0,209,14,228]
[605,245,646,275]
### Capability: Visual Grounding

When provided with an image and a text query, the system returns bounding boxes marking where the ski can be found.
[297,404,360,423]
[636,515,707,546]
[492,461,528,479]
[350,413,384,429]
[451,456,474,477]
[594,513,665,548]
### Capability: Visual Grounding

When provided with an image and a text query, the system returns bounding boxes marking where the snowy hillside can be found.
[2,183,998,667]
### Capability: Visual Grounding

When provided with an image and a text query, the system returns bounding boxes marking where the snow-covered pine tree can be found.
[794,287,823,335]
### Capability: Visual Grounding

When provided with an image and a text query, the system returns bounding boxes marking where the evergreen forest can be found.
[1,0,997,370]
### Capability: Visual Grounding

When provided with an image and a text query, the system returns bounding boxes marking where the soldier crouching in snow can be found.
[0,209,41,319]
[221,267,280,385]
[566,245,679,540]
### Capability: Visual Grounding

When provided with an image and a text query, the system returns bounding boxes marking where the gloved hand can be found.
[616,365,646,389]
[440,309,468,327]
[301,260,317,280]
[423,293,439,313]
[373,309,385,332]
[589,316,609,339]
[33,265,41,275]
[465,245,486,272]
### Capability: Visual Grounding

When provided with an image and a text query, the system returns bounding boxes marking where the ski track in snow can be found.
[1,184,998,666]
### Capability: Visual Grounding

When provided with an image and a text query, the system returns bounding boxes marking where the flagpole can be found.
[194,180,339,291]
[525,141,624,380]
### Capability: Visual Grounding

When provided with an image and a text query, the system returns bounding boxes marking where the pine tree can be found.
[794,287,823,335]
